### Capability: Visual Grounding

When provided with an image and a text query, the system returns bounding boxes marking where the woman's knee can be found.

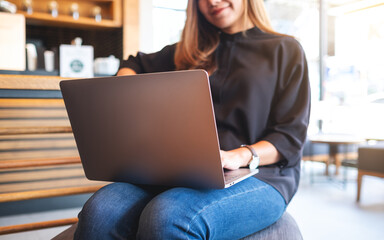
[81,183,131,218]
[76,183,155,239]
[137,188,207,240]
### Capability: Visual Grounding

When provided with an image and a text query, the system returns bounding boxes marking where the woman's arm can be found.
[220,141,280,170]
[221,39,310,171]
[262,39,310,168]
[119,44,177,74]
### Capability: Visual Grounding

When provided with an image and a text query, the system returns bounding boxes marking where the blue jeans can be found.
[74,177,286,240]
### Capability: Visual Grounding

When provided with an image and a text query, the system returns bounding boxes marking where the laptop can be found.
[60,70,258,189]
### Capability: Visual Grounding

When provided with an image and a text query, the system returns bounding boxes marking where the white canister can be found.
[26,43,37,71]
[44,50,55,72]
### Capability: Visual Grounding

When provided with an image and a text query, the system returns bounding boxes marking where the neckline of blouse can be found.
[219,26,263,41]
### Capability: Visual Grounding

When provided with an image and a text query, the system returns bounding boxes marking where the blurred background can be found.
[0,0,383,239]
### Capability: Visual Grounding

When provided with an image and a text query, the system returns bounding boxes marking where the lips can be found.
[211,7,227,16]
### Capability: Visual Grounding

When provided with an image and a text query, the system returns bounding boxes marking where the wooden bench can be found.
[0,74,106,235]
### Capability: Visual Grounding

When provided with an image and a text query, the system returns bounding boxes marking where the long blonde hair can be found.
[175,0,281,73]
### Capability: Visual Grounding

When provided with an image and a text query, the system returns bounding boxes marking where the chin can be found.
[212,21,231,30]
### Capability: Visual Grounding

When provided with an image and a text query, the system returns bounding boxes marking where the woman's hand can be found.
[221,141,281,170]
[220,148,251,170]
[117,68,136,76]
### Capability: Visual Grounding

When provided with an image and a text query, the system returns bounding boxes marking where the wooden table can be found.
[308,134,365,176]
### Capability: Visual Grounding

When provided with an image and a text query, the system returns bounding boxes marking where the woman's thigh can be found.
[74,182,167,240]
[137,177,286,240]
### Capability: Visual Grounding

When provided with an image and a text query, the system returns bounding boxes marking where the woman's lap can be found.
[75,177,286,240]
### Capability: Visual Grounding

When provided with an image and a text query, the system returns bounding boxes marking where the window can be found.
[140,0,187,53]
[320,0,384,138]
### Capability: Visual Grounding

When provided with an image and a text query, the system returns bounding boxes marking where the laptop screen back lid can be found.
[60,70,226,188]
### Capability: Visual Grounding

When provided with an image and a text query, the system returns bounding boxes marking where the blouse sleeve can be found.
[262,38,311,168]
[119,44,177,74]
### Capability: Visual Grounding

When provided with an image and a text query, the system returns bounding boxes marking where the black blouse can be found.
[120,27,311,203]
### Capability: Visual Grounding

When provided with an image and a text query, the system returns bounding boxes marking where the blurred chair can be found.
[357,145,384,202]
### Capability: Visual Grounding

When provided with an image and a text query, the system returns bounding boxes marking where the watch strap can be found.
[240,144,260,169]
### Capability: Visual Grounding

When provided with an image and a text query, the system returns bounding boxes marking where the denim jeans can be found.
[74,177,286,240]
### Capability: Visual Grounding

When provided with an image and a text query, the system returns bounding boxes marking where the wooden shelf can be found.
[9,0,122,28]
[3,0,139,67]
[18,10,121,28]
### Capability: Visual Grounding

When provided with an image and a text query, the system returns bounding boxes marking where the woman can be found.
[75,0,310,239]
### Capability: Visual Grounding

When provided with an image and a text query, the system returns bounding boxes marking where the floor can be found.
[0,162,383,240]
[289,162,384,240]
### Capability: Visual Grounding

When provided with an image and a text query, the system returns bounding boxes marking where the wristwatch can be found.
[240,145,260,170]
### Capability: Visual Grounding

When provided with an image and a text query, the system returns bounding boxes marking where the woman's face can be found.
[198,0,248,34]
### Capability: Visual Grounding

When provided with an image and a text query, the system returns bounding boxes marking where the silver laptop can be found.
[60,70,258,189]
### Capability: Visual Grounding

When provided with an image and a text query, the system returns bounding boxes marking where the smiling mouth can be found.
[211,7,227,16]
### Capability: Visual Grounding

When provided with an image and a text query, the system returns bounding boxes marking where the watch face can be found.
[249,157,260,170]
[249,159,257,170]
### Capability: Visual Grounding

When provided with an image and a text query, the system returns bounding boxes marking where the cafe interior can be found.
[0,0,383,239]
